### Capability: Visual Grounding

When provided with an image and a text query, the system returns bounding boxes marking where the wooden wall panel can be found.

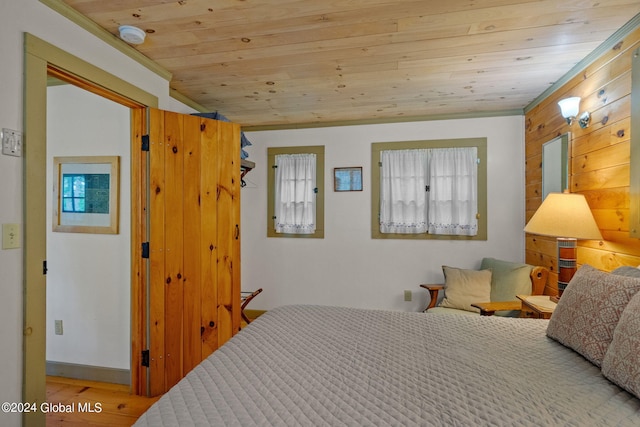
[525,28,640,295]
[571,141,629,174]
[572,117,630,157]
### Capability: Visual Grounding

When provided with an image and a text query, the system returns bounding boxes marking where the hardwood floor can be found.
[46,376,160,426]
[45,318,261,425]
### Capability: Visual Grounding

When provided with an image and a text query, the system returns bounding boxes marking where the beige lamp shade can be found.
[524,192,602,240]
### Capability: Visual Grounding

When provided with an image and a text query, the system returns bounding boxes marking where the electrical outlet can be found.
[55,320,63,335]
[1,128,22,157]
[404,290,412,302]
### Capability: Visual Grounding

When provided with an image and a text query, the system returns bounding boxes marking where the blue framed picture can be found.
[334,167,363,192]
[53,155,120,234]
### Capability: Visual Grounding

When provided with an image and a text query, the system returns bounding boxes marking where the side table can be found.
[516,295,557,319]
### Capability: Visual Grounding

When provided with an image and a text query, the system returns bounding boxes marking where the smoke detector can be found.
[118,25,146,45]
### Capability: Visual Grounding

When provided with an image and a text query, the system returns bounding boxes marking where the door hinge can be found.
[43,260,48,275]
[141,135,150,152]
[141,350,150,367]
[142,242,150,259]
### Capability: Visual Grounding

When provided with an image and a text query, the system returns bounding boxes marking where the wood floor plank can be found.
[46,377,159,427]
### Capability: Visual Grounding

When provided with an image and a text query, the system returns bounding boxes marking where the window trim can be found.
[371,138,487,240]
[267,145,325,238]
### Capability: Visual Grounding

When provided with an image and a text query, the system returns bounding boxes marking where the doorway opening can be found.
[45,75,132,385]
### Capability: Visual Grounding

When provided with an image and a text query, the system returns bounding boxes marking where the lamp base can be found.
[557,237,577,298]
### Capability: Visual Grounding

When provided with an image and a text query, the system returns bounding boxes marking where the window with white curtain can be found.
[427,147,478,236]
[274,153,317,234]
[267,146,324,238]
[372,139,486,240]
[380,149,430,233]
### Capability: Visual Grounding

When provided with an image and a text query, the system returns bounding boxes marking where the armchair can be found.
[422,258,548,317]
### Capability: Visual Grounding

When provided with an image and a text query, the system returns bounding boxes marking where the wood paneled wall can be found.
[525,27,640,295]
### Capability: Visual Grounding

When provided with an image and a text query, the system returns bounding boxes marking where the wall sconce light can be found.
[557,97,590,128]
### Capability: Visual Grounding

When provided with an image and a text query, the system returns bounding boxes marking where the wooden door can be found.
[138,108,241,396]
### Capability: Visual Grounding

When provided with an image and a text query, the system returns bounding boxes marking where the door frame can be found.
[24,33,159,425]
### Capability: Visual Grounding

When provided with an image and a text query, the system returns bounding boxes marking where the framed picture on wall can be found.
[52,156,120,234]
[334,167,363,192]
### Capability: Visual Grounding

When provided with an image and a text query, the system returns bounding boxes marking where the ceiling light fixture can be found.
[118,25,146,45]
[557,96,590,128]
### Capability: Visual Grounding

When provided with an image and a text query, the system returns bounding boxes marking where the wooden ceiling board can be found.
[60,0,640,127]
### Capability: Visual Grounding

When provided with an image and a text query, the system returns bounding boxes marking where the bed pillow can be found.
[546,265,640,366]
[611,265,640,278]
[439,266,492,313]
[601,290,640,399]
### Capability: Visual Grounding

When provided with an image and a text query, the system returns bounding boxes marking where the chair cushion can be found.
[601,290,640,399]
[480,257,533,301]
[480,258,533,317]
[439,266,492,313]
[546,265,640,367]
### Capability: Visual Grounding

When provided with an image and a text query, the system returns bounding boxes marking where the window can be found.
[274,153,316,234]
[61,173,110,213]
[372,138,487,240]
[268,146,324,238]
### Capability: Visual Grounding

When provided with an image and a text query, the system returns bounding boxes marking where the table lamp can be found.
[524,191,602,298]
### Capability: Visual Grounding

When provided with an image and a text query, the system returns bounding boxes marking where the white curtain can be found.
[274,153,316,234]
[379,149,430,233]
[427,147,478,236]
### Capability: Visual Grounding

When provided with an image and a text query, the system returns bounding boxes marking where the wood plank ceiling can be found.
[60,0,640,128]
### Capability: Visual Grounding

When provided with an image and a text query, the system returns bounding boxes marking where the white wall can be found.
[0,1,191,425]
[242,116,526,312]
[46,84,131,370]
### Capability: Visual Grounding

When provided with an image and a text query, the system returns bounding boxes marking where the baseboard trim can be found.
[46,361,130,385]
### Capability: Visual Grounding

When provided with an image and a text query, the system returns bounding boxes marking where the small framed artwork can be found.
[52,156,120,234]
[334,167,363,192]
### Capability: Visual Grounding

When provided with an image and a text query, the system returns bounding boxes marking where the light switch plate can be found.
[2,223,20,249]
[2,128,22,157]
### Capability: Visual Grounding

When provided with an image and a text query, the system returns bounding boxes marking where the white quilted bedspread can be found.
[134,305,640,426]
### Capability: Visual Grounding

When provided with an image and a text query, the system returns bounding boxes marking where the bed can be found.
[134,266,640,426]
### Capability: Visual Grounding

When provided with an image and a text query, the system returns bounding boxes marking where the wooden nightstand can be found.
[516,295,557,319]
